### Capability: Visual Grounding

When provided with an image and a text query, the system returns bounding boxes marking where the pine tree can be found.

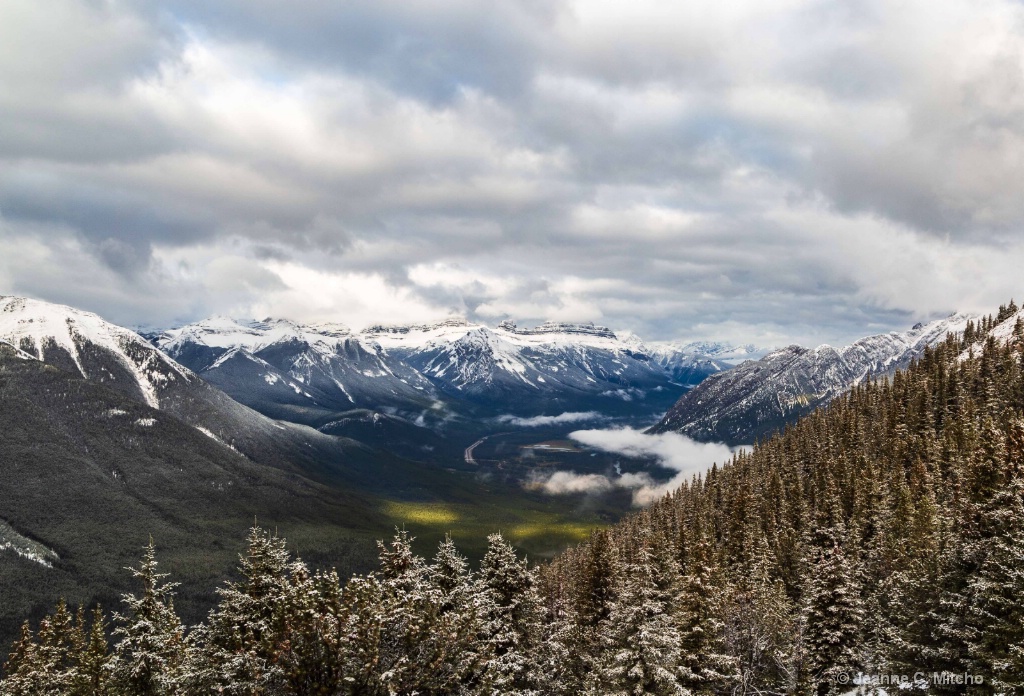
[427,535,491,694]
[275,563,348,696]
[560,529,619,693]
[108,540,184,696]
[0,603,109,696]
[723,543,795,695]
[965,475,1024,693]
[339,530,490,696]
[75,607,110,696]
[800,524,864,696]
[181,526,290,694]
[0,622,41,696]
[675,537,736,693]
[599,537,689,696]
[479,532,544,695]
[371,529,472,695]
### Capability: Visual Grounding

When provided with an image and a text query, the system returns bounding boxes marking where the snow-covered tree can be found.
[108,540,184,696]
[479,532,545,695]
[965,476,1024,692]
[599,537,690,696]
[181,526,290,694]
[0,603,110,696]
[339,529,491,695]
[800,524,864,696]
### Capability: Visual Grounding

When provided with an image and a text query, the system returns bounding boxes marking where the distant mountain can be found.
[0,296,482,491]
[2,295,760,648]
[0,295,196,409]
[150,316,444,429]
[151,316,761,434]
[650,313,978,444]
[646,340,768,385]
[0,297,367,478]
[366,319,676,415]
[1,296,608,644]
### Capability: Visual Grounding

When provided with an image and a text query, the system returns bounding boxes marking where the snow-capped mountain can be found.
[650,313,978,444]
[371,320,676,408]
[364,319,762,408]
[0,296,392,474]
[153,315,754,426]
[646,340,769,385]
[0,296,195,409]
[153,316,443,426]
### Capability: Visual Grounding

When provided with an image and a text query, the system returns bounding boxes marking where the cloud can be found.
[564,428,736,505]
[533,469,665,500]
[3,0,1024,343]
[496,411,605,427]
[570,427,735,473]
[537,471,615,495]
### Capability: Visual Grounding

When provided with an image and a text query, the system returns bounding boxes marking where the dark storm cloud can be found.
[2,0,1024,343]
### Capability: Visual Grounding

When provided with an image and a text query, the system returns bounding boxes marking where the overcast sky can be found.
[2,0,1024,345]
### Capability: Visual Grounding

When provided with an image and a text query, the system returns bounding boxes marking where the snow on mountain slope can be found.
[646,340,770,386]
[155,316,756,423]
[153,316,443,424]
[360,318,483,350]
[0,296,419,493]
[651,312,978,444]
[364,319,715,413]
[963,306,1024,352]
[0,296,194,408]
[0,339,36,361]
[158,316,353,356]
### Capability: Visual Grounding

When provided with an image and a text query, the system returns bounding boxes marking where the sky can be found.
[2,0,1024,346]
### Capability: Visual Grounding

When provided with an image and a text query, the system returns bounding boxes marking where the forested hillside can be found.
[4,307,1024,695]
[543,307,1024,694]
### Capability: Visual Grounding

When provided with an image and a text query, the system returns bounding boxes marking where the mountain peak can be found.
[0,296,193,408]
[361,318,474,335]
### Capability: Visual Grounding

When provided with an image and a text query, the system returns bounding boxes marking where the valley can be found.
[0,296,706,646]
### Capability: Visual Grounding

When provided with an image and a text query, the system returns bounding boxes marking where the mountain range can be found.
[147,316,765,455]
[3,295,722,645]
[650,312,981,444]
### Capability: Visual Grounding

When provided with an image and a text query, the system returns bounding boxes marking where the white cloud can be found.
[496,411,605,428]
[570,427,734,473]
[537,471,614,495]
[3,0,1024,344]
[567,427,736,505]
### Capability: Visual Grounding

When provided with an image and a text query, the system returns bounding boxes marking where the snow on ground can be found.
[0,518,59,568]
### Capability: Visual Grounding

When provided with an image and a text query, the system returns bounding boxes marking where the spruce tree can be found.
[800,524,864,696]
[965,474,1024,693]
[479,532,544,695]
[181,526,290,694]
[108,540,184,696]
[599,536,689,696]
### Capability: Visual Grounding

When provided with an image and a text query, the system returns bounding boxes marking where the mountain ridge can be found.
[149,315,767,435]
[649,311,980,444]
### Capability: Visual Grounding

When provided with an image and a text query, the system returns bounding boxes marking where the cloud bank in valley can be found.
[534,428,735,505]
[496,411,605,428]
